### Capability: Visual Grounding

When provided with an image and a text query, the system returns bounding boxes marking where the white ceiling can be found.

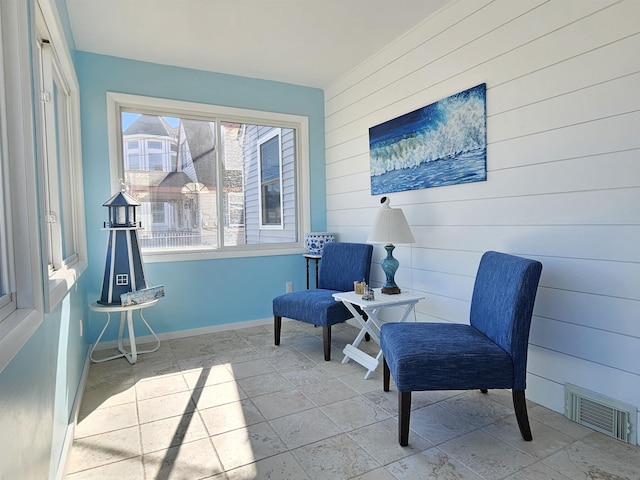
[65,0,452,89]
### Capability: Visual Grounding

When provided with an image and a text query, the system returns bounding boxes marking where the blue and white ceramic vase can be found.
[304,232,335,256]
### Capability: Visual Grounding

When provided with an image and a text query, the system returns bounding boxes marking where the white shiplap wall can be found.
[324,0,640,439]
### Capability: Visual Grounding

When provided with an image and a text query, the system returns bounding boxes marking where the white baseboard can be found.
[53,348,91,480]
[91,317,274,351]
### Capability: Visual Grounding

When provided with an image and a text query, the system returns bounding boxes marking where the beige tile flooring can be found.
[66,321,639,480]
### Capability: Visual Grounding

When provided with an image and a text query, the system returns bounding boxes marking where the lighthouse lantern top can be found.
[103,189,141,228]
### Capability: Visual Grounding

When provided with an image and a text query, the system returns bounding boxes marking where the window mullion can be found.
[215,119,224,248]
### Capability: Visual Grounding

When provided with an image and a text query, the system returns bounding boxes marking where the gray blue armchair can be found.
[273,242,373,360]
[381,251,543,446]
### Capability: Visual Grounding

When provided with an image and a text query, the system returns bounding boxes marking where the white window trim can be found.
[39,40,65,270]
[36,0,87,312]
[0,0,44,372]
[106,92,311,263]
[257,128,284,230]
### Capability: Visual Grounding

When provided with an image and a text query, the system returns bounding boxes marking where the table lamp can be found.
[367,196,415,294]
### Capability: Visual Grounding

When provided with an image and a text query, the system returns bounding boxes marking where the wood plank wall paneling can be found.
[323,0,640,424]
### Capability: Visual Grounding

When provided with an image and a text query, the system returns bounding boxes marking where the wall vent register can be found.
[565,383,637,445]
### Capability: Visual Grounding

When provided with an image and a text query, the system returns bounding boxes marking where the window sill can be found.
[47,260,87,312]
[0,308,43,373]
[142,245,308,263]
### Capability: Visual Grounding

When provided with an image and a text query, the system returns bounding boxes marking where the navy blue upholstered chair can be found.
[273,242,373,361]
[381,251,543,446]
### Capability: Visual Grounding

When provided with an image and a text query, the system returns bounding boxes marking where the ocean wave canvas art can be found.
[369,83,487,195]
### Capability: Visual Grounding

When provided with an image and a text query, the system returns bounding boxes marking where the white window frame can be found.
[257,129,284,230]
[38,41,70,271]
[0,7,15,324]
[0,0,44,372]
[106,92,311,263]
[34,0,87,312]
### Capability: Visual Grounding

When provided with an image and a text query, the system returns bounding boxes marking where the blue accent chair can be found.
[273,242,373,360]
[381,251,543,446]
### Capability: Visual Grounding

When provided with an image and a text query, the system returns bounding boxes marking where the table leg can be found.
[341,324,368,365]
[136,309,161,355]
[91,312,129,363]
[366,350,385,380]
[341,301,418,379]
[315,260,319,289]
[306,258,310,289]
[117,312,126,355]
[340,302,381,369]
[126,310,137,364]
[90,312,114,363]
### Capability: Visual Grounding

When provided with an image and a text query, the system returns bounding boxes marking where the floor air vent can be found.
[565,383,637,445]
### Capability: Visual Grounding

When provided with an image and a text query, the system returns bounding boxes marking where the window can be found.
[38,40,78,272]
[0,108,14,322]
[126,140,142,170]
[107,93,310,261]
[151,202,167,225]
[258,130,283,228]
[226,192,245,227]
[33,1,87,311]
[1,0,45,371]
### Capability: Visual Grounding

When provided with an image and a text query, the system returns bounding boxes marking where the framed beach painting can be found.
[369,83,487,195]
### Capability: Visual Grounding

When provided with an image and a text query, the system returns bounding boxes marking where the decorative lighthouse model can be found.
[98,185,148,305]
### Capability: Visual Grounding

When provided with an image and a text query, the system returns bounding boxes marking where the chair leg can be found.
[383,357,390,392]
[322,326,331,361]
[274,316,281,346]
[513,390,533,441]
[399,391,411,446]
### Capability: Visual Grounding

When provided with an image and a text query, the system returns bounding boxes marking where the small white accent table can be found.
[89,299,160,364]
[334,289,424,379]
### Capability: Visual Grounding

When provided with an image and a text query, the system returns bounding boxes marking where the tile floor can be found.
[66,321,639,480]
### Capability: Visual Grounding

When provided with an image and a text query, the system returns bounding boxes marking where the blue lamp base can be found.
[381,244,401,294]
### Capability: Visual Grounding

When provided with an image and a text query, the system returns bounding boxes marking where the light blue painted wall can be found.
[74,52,326,341]
[0,1,89,478]
[54,0,75,50]
[0,278,88,479]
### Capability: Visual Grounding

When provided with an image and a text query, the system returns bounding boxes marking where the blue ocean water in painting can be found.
[371,148,486,194]
[369,83,486,194]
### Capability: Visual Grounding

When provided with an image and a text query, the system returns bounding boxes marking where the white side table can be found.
[89,299,160,364]
[333,289,424,379]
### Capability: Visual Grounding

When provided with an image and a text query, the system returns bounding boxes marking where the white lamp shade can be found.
[367,197,415,244]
